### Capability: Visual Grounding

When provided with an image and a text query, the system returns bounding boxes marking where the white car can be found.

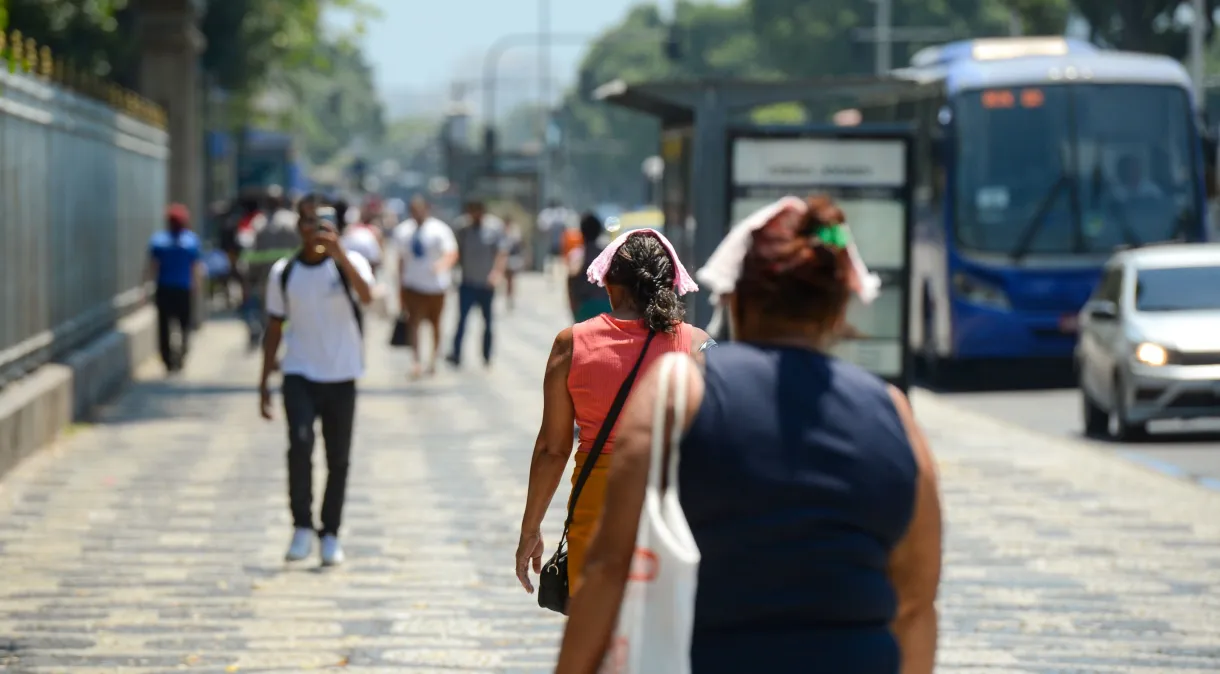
[1076,243,1220,441]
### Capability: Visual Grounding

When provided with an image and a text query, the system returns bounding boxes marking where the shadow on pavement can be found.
[917,357,1078,393]
[95,377,463,426]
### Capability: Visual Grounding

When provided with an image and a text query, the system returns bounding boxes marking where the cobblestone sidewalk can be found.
[0,273,1218,673]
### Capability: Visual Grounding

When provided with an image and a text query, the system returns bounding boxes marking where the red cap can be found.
[166,203,191,227]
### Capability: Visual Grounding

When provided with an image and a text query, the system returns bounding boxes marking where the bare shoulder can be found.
[550,327,575,361]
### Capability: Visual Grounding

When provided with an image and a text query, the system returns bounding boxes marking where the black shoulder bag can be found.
[538,330,657,615]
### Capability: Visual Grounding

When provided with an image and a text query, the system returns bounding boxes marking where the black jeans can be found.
[155,286,192,369]
[451,284,495,365]
[282,375,357,537]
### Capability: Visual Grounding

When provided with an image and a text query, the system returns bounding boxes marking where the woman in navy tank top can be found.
[556,196,943,674]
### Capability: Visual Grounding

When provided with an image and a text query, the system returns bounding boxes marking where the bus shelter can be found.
[596,76,919,391]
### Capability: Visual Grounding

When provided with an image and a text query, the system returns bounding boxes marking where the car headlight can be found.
[952,272,1010,310]
[1134,342,1168,366]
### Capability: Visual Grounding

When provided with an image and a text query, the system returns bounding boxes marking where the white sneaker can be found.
[285,527,314,562]
[320,534,345,567]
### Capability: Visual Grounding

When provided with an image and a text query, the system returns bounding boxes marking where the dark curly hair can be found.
[737,195,852,328]
[604,232,684,334]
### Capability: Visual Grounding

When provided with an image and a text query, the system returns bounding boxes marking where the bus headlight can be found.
[952,272,1010,310]
[1134,342,1168,367]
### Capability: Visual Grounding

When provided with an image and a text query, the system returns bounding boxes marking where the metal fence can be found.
[0,39,169,387]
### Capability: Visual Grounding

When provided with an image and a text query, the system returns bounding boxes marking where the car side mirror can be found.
[1087,300,1118,321]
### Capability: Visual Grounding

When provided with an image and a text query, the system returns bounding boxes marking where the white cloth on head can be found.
[585,228,698,296]
[695,196,880,305]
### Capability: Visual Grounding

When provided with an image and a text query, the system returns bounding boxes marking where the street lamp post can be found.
[1190,0,1207,109]
[481,29,671,162]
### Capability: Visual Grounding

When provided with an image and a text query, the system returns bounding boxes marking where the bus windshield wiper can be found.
[1011,171,1070,262]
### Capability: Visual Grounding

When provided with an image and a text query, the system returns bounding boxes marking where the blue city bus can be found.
[238,128,311,197]
[854,37,1209,372]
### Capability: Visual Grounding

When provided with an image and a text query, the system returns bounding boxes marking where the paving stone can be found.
[0,274,1218,672]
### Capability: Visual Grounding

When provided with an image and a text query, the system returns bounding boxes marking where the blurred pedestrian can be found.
[504,217,526,310]
[537,199,565,276]
[341,205,384,277]
[146,203,202,373]
[393,196,458,378]
[566,213,612,322]
[447,200,509,369]
[555,196,940,674]
[243,194,300,347]
[259,208,374,567]
[515,228,709,603]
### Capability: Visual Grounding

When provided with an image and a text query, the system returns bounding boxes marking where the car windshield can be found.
[1135,265,1220,311]
[955,83,1200,255]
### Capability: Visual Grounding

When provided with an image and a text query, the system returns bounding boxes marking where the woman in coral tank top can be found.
[516,229,714,598]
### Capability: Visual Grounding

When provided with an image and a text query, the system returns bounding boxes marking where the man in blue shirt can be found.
[148,204,202,372]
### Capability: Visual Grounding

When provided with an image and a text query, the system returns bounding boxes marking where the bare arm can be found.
[436,250,459,273]
[258,318,284,420]
[556,353,705,674]
[516,329,579,591]
[490,249,509,283]
[886,386,943,674]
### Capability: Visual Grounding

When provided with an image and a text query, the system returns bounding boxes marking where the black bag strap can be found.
[561,330,657,537]
[279,253,364,335]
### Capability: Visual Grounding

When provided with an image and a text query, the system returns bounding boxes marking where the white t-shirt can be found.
[393,217,459,294]
[343,224,382,265]
[265,252,374,383]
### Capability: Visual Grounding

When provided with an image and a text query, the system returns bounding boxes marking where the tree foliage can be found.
[4,0,136,84]
[748,0,1064,78]
[274,39,386,165]
[555,1,772,204]
[201,0,377,95]
[3,0,384,166]
[1074,0,1218,59]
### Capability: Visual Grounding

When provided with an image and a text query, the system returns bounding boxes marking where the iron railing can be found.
[0,31,170,387]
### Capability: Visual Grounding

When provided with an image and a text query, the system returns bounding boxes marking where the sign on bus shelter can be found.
[726,127,914,392]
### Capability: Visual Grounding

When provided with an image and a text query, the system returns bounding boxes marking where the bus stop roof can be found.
[593,75,929,125]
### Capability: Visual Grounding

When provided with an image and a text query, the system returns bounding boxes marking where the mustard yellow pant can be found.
[567,450,611,595]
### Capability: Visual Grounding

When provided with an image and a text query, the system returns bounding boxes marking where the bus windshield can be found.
[238,149,290,191]
[954,84,1200,257]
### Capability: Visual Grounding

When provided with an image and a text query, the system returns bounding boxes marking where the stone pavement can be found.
[0,272,1218,673]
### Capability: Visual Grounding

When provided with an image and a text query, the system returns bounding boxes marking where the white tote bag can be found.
[601,355,701,674]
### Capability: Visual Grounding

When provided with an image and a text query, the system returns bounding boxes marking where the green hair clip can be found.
[815,224,851,249]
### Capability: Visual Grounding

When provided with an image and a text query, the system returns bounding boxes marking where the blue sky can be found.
[338,0,718,117]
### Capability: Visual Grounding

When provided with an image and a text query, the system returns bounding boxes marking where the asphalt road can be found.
[936,385,1220,489]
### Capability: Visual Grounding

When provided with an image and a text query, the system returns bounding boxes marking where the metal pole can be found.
[481,31,669,161]
[1190,0,1207,109]
[538,0,550,204]
[875,0,892,75]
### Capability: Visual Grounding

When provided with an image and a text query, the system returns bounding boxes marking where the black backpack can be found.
[279,254,364,335]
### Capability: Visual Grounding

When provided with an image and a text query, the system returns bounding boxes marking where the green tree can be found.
[1074,0,1218,58]
[555,1,769,204]
[264,39,386,165]
[747,0,1034,78]
[202,0,378,95]
[4,0,135,82]
[1003,0,1071,36]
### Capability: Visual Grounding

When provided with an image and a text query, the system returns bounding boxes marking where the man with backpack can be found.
[258,209,374,567]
